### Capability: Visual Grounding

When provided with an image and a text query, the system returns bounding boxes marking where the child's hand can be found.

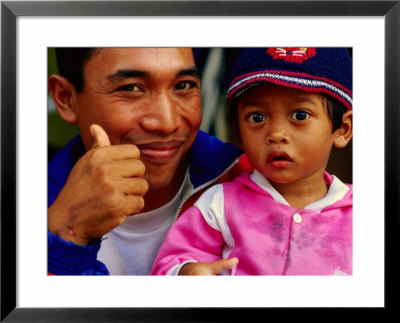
[178,257,239,275]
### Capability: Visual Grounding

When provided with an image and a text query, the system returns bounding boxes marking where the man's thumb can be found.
[90,124,111,148]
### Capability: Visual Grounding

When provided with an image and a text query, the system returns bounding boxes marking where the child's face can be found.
[237,84,339,186]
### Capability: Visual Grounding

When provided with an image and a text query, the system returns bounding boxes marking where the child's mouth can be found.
[267,151,293,169]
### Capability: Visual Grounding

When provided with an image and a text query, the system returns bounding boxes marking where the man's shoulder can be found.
[49,135,84,169]
[189,130,243,187]
[48,135,84,206]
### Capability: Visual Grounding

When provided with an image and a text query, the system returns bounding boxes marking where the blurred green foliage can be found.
[48,110,79,148]
[48,47,58,76]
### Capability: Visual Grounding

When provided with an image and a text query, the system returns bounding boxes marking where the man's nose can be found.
[140,91,180,134]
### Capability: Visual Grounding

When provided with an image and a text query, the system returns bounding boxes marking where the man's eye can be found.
[175,81,196,90]
[116,84,142,92]
[291,110,310,121]
[248,112,266,124]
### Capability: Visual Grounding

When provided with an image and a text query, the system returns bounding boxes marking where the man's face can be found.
[70,48,202,190]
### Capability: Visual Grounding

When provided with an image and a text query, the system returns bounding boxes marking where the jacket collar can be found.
[188,130,243,188]
[237,170,352,212]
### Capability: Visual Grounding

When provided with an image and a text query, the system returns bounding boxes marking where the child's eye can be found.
[291,110,310,121]
[247,112,266,124]
[116,84,143,92]
[175,81,197,90]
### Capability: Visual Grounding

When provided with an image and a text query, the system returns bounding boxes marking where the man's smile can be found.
[136,140,185,162]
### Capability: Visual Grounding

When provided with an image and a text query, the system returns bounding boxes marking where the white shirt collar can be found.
[117,167,190,233]
[250,170,349,212]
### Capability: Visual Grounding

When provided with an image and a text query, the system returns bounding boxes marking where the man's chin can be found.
[144,153,188,183]
[144,171,179,191]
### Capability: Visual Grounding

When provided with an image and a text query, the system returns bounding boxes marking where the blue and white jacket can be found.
[48,130,248,275]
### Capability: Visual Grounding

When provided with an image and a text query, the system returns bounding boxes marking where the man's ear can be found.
[333,110,353,148]
[48,74,78,124]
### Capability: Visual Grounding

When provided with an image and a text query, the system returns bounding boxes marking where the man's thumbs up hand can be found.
[48,124,148,245]
[90,124,111,148]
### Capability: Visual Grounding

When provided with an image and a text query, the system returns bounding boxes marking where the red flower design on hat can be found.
[267,48,316,63]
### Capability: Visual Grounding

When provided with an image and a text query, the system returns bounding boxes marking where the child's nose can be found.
[266,123,289,144]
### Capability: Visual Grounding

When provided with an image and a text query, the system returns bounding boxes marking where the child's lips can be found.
[267,151,293,169]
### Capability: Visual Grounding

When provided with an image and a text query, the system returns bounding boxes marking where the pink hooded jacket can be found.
[150,170,352,275]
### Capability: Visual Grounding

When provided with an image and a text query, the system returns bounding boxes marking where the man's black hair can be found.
[55,48,99,92]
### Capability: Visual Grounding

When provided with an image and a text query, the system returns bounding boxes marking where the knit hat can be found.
[227,47,352,110]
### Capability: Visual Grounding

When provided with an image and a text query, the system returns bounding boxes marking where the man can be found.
[48,48,249,275]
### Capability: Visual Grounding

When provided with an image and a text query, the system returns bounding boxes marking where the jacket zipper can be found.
[172,157,240,224]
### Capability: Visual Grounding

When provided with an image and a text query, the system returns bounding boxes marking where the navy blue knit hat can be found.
[227,47,352,110]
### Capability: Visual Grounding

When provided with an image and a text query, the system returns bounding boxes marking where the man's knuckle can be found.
[133,160,146,175]
[96,163,117,180]
[132,146,141,157]
[137,178,149,194]
[103,192,120,209]
[89,146,106,160]
[121,144,140,158]
[132,196,145,211]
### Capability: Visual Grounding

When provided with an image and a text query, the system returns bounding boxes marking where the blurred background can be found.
[48,48,352,183]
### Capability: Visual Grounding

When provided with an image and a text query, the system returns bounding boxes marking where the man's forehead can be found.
[84,48,197,82]
[92,48,194,67]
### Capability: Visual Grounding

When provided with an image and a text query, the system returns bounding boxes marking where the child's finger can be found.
[210,257,239,275]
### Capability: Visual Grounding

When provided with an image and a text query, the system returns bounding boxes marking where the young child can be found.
[150,48,353,276]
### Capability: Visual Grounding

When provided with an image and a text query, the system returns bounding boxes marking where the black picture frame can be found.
[1,0,399,321]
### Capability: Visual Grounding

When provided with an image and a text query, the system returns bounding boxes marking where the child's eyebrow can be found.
[238,99,268,108]
[290,95,321,105]
[237,102,262,111]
